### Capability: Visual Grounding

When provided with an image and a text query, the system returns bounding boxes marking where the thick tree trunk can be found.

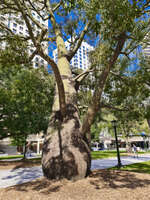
[22,141,27,160]
[42,34,91,180]
[42,104,91,180]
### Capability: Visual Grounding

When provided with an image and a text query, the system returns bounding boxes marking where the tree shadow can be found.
[89,169,150,190]
[7,177,64,195]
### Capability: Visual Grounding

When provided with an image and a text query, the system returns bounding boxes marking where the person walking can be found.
[132,144,138,158]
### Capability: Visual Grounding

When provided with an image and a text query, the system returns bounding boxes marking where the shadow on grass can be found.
[89,168,150,190]
[121,162,150,174]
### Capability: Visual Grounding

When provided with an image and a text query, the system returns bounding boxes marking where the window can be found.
[37,16,40,20]
[35,57,39,61]
[12,28,16,33]
[13,23,17,27]
[19,26,23,30]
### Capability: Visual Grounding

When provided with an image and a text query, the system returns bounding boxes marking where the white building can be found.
[0,12,48,68]
[143,45,150,58]
[142,34,150,58]
[53,40,94,70]
[1,12,94,71]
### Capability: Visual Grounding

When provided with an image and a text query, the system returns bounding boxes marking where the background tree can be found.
[0,38,55,158]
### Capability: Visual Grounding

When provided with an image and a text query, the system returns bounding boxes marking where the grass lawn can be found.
[118,160,150,174]
[91,150,127,159]
[0,154,42,160]
[0,155,23,160]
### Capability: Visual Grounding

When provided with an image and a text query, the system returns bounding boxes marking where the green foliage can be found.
[0,41,55,140]
[0,35,30,67]
[11,135,26,147]
[1,0,150,144]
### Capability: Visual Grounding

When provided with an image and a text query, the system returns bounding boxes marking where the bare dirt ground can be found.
[0,169,150,200]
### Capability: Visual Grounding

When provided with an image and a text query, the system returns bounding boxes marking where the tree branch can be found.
[73,68,94,82]
[52,0,63,12]
[101,102,128,112]
[67,21,91,61]
[81,32,127,136]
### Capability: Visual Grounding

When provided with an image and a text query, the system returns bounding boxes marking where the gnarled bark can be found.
[42,104,91,180]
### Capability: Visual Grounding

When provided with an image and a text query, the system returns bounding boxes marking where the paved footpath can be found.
[1,154,150,188]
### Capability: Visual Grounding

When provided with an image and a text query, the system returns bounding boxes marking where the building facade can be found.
[0,13,48,68]
[53,40,94,70]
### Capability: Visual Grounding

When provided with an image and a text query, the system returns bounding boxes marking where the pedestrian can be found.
[132,144,138,158]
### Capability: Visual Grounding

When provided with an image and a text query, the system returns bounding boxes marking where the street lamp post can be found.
[111,120,122,168]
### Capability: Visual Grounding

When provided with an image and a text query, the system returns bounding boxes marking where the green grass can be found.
[0,155,41,160]
[114,161,150,174]
[0,155,23,160]
[91,150,127,159]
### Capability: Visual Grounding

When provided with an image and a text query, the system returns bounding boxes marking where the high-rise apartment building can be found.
[0,12,93,70]
[0,13,47,68]
[142,34,150,58]
[53,40,94,70]
[143,45,150,58]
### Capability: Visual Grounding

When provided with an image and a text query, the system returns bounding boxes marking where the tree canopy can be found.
[0,38,55,140]
[1,0,150,180]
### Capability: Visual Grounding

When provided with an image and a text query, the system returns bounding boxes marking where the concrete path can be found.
[0,166,43,188]
[1,154,150,188]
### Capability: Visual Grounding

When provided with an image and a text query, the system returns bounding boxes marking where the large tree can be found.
[1,0,150,180]
[0,38,54,146]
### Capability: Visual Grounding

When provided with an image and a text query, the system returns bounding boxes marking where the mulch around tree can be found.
[0,169,150,200]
